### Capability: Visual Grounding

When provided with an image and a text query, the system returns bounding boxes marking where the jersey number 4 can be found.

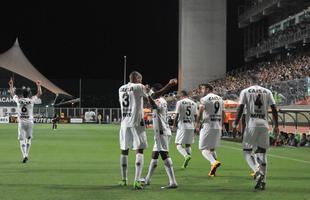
[254,94,263,109]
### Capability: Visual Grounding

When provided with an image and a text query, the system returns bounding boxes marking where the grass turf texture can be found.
[0,124,309,200]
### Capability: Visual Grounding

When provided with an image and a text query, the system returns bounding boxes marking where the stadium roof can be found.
[0,39,72,96]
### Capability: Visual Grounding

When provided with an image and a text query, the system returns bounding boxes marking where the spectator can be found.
[299,133,307,147]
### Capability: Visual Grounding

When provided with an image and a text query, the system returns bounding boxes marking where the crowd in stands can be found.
[164,53,310,111]
[209,54,310,101]
[271,131,310,147]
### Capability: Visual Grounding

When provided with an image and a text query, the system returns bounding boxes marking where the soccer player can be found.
[8,77,42,163]
[118,71,177,189]
[52,114,59,130]
[233,75,279,190]
[195,83,223,177]
[142,83,177,189]
[173,90,197,169]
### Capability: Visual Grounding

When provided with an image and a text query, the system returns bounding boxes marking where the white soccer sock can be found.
[135,153,144,181]
[164,157,177,185]
[19,140,27,158]
[120,155,128,181]
[243,151,258,172]
[145,159,158,183]
[25,138,32,157]
[176,145,188,158]
[211,151,217,160]
[256,153,267,182]
[201,149,216,165]
[185,146,192,155]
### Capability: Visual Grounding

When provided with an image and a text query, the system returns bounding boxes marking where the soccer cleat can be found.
[160,183,178,189]
[140,178,150,186]
[208,160,221,177]
[254,172,265,190]
[133,181,143,189]
[182,155,191,169]
[260,182,266,190]
[118,180,127,186]
[22,157,28,163]
[250,171,257,180]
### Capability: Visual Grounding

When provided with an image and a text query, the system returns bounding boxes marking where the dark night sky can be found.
[0,1,243,107]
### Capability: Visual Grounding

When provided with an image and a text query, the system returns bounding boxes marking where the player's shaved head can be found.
[129,71,142,83]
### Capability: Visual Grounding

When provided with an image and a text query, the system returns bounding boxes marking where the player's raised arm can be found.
[151,78,177,99]
[8,77,15,97]
[35,80,42,98]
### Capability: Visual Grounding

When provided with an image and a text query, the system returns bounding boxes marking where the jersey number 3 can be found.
[122,93,129,107]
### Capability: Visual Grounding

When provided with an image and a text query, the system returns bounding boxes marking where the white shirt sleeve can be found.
[239,90,246,105]
[268,91,276,106]
[175,101,180,114]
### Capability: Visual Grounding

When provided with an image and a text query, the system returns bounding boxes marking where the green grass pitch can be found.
[0,123,309,200]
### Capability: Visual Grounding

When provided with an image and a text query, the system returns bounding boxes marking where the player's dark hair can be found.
[199,83,213,91]
[180,90,188,96]
[151,83,163,92]
[21,86,31,98]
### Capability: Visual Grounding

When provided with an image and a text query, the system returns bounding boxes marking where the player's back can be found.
[176,98,197,129]
[240,85,275,128]
[119,82,145,127]
[155,97,170,134]
[201,93,223,130]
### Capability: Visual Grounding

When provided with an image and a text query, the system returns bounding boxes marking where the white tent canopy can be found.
[0,39,71,96]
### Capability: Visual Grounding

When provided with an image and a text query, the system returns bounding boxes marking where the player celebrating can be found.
[195,83,223,177]
[9,78,42,163]
[233,75,279,190]
[173,90,197,169]
[142,83,178,189]
[118,71,177,189]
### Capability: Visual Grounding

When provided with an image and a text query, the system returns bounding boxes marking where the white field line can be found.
[221,144,310,165]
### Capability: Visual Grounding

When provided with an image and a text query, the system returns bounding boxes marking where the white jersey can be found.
[119,82,147,127]
[239,85,276,128]
[175,98,197,129]
[154,97,171,135]
[200,93,223,130]
[13,95,40,123]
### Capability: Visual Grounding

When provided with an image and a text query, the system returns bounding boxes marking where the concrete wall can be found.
[179,0,227,90]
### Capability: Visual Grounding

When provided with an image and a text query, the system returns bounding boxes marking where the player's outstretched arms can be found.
[151,78,177,99]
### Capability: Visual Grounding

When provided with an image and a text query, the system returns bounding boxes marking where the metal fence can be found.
[33,107,121,123]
